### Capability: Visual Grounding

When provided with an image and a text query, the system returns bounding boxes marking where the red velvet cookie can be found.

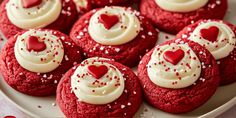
[177,19,236,85]
[56,57,142,117]
[0,0,78,39]
[138,39,220,113]
[140,0,228,34]
[70,6,158,67]
[0,29,82,96]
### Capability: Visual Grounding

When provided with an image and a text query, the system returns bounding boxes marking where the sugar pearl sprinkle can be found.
[61,0,72,16]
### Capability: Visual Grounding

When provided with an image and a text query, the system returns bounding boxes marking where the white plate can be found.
[1,0,236,117]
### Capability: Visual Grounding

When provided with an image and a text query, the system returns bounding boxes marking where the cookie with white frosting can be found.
[177,19,236,85]
[0,29,82,96]
[138,39,220,113]
[70,6,158,67]
[56,57,142,117]
[0,0,78,38]
[140,0,228,34]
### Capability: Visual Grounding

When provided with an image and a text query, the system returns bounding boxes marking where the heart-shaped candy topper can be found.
[26,36,46,52]
[200,26,219,42]
[164,49,185,65]
[21,0,42,8]
[87,65,108,79]
[99,14,119,30]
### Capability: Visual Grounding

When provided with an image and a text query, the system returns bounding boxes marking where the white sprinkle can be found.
[72,66,77,70]
[52,103,56,106]
[148,32,153,36]
[54,80,58,84]
[107,104,112,109]
[115,48,120,52]
[79,32,84,36]
[121,105,125,109]
[141,35,146,39]
[105,50,109,54]
[76,35,81,39]
[65,55,69,61]
[48,75,53,80]
[100,46,105,51]
[191,20,195,24]
[182,34,187,38]
[43,74,47,78]
[127,102,131,106]
[61,36,65,40]
[143,85,146,88]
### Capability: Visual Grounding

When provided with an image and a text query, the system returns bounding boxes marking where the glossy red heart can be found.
[163,49,185,65]
[200,26,219,42]
[21,0,42,8]
[87,65,108,79]
[99,14,119,30]
[26,36,46,52]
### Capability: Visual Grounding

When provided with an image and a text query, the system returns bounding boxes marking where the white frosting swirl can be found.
[147,43,201,89]
[189,21,236,60]
[88,7,141,45]
[14,29,64,73]
[71,57,125,105]
[6,0,62,29]
[155,0,208,12]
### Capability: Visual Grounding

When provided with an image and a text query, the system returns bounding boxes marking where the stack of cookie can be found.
[0,0,235,117]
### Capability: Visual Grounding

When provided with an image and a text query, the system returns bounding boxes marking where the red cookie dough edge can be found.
[70,7,159,67]
[56,59,142,117]
[0,29,82,96]
[138,39,220,113]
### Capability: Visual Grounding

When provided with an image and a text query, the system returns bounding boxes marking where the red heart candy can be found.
[200,26,219,42]
[163,49,185,65]
[87,65,108,79]
[99,14,119,30]
[26,36,46,52]
[21,0,42,8]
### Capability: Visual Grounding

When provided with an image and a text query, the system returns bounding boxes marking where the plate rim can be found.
[1,86,236,118]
